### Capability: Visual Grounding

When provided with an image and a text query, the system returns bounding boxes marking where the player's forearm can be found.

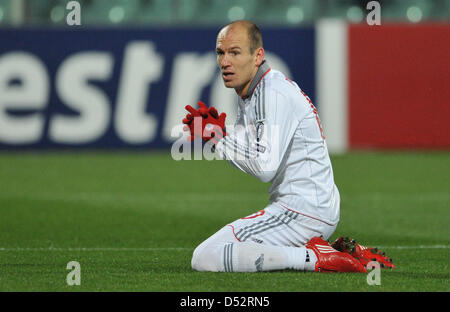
[215,134,279,183]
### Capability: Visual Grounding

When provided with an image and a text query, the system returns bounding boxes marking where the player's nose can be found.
[219,55,232,68]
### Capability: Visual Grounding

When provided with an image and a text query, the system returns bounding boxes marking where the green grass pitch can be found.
[0,150,448,291]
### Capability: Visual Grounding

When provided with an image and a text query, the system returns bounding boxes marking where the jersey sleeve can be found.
[215,88,299,183]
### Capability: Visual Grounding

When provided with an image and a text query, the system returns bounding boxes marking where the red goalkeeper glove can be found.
[182,101,226,144]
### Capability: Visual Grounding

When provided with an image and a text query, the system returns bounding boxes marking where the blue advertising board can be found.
[0,27,315,149]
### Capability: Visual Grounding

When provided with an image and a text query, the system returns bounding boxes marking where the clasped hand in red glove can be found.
[182,101,226,144]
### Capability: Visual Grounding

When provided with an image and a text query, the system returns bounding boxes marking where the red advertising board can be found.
[348,24,450,149]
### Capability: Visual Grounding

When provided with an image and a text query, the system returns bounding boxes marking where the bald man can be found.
[188,21,391,273]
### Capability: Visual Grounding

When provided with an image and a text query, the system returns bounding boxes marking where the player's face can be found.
[216,26,261,97]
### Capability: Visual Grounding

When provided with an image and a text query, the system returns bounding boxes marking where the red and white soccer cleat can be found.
[306,237,367,273]
[331,237,396,269]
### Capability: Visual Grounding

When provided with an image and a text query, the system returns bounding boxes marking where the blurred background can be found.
[0,0,449,26]
[0,0,448,152]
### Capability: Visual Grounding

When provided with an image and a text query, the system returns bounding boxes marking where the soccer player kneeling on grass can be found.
[182,20,394,273]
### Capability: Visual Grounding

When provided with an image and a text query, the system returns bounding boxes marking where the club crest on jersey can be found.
[255,121,266,152]
[256,121,264,142]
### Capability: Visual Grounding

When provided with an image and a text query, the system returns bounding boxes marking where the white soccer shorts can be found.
[225,202,338,247]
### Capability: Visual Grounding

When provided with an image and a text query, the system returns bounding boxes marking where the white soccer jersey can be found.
[215,61,340,225]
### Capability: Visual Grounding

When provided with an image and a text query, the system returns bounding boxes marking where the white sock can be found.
[285,246,317,271]
[230,242,296,272]
[228,243,317,272]
[304,248,318,272]
[192,240,318,272]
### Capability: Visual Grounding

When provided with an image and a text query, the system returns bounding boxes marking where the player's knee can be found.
[191,244,210,271]
[192,226,237,272]
[191,246,205,271]
[191,243,220,272]
[191,245,202,271]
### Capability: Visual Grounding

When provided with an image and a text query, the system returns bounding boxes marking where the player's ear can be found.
[255,47,265,66]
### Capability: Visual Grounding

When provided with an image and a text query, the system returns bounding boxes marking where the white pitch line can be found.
[377,245,450,250]
[0,246,448,252]
[0,247,192,252]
